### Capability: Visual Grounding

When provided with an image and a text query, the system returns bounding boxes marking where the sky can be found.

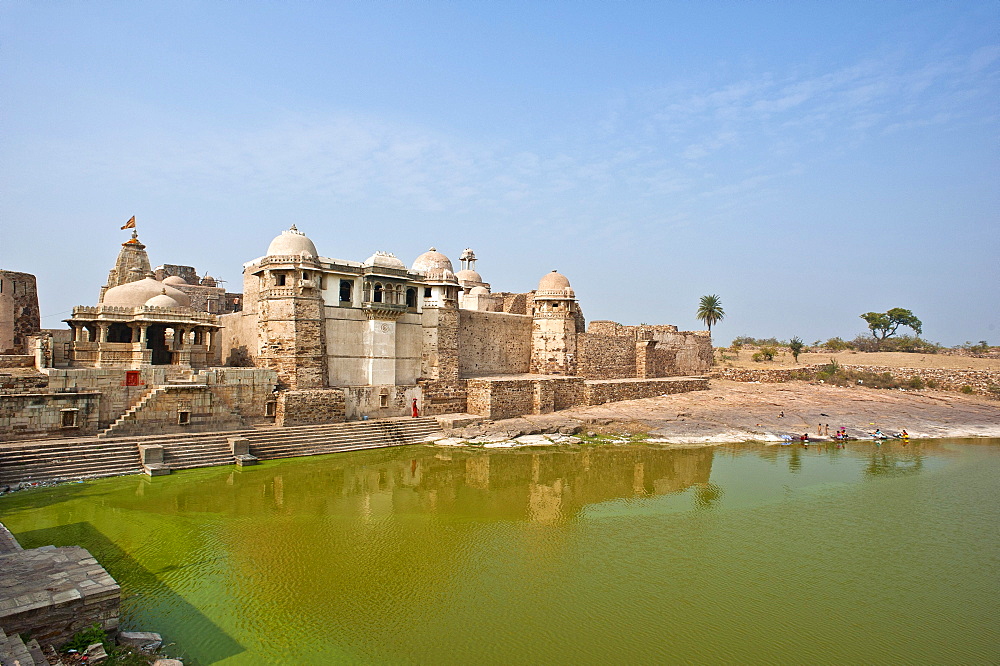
[2,1,997,346]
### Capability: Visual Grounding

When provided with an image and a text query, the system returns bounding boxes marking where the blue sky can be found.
[2,2,997,346]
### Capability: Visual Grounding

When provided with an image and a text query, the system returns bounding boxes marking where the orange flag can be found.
[121,215,136,230]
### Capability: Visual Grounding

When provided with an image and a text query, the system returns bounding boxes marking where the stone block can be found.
[117,631,162,651]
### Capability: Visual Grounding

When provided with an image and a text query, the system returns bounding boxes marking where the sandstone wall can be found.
[0,355,34,368]
[583,377,710,406]
[102,384,244,437]
[0,391,102,438]
[341,384,421,421]
[714,364,1000,397]
[458,310,532,377]
[0,270,40,354]
[218,310,259,367]
[276,388,346,426]
[43,367,169,427]
[576,333,636,379]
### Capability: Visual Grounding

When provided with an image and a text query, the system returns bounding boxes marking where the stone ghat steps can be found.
[0,441,142,486]
[0,419,443,485]
[245,418,440,460]
[159,438,240,470]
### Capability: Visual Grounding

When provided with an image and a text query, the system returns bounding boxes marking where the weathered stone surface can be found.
[117,631,162,651]
[0,534,120,646]
[714,364,1000,397]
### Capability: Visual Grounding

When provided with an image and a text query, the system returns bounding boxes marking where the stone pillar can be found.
[98,324,109,343]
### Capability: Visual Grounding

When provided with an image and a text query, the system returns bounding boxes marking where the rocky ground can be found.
[434,379,1000,447]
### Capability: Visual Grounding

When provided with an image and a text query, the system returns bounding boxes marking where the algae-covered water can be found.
[2,439,998,665]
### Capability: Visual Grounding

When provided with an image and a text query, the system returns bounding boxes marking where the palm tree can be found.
[697,294,725,332]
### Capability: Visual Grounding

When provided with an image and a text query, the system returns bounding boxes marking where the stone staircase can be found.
[0,626,45,665]
[0,438,142,487]
[97,385,164,438]
[1,418,444,486]
[243,417,441,460]
[97,384,245,439]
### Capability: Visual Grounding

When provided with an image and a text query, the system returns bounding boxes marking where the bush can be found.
[822,337,854,351]
[961,385,975,395]
[733,336,782,347]
[906,375,925,390]
[62,623,108,654]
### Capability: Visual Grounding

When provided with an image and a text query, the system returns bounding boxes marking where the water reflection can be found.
[222,445,718,525]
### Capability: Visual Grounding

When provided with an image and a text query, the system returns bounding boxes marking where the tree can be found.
[860,308,922,347]
[788,336,804,362]
[697,295,725,332]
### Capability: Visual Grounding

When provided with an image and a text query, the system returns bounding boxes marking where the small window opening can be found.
[340,280,353,302]
[406,288,417,308]
[275,273,286,286]
[374,283,383,303]
[61,409,79,428]
[178,410,191,425]
[302,272,309,280]
[424,287,432,298]
[379,392,389,408]
[265,401,276,417]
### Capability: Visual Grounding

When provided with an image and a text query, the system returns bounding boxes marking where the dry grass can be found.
[717,350,1000,371]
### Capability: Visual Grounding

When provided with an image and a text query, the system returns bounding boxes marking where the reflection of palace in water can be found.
[233,445,716,525]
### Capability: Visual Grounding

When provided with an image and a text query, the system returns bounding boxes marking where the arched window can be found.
[406,287,417,308]
[374,283,383,303]
[340,280,352,303]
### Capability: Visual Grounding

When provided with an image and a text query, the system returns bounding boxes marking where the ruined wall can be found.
[0,391,102,438]
[218,310,259,367]
[715,364,1000,397]
[101,384,245,437]
[275,388,346,426]
[585,321,712,376]
[196,368,278,419]
[458,310,532,377]
[576,333,636,379]
[43,367,169,428]
[341,384,421,421]
[0,270,41,354]
[584,377,710,406]
[1,367,277,440]
[658,331,713,375]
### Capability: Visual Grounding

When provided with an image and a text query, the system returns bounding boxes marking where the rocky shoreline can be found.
[430,379,1000,447]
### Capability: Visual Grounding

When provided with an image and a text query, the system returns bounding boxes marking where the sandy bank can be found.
[437,380,1000,447]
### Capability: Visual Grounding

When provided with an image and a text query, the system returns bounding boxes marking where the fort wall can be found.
[577,333,636,379]
[458,310,532,376]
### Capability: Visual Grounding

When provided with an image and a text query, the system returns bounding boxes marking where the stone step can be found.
[0,460,143,485]
[244,427,439,448]
[0,626,38,666]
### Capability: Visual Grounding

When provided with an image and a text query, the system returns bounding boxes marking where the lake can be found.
[2,439,998,664]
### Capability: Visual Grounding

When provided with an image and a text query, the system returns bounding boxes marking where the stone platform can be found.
[465,374,710,420]
[0,524,119,646]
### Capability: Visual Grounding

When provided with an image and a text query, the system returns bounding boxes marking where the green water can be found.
[2,440,998,665]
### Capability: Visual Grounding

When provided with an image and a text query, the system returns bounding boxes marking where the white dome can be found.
[455,269,483,283]
[145,292,181,308]
[363,251,406,269]
[102,278,191,308]
[163,275,187,286]
[266,225,318,258]
[412,248,454,274]
[470,286,489,295]
[536,270,574,299]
